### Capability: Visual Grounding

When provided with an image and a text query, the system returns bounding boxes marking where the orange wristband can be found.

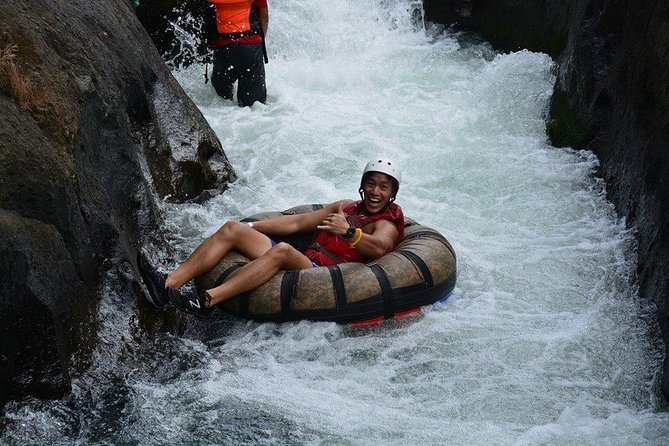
[350,228,363,246]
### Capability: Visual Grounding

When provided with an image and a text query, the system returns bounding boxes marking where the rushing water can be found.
[2,0,669,445]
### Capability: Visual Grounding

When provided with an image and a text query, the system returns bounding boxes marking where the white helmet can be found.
[362,158,401,185]
[359,158,401,201]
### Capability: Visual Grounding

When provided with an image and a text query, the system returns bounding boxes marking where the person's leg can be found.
[166,242,312,316]
[211,46,236,100]
[205,242,313,306]
[166,220,273,289]
[236,43,266,107]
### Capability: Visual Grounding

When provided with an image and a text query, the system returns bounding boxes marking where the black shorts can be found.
[211,43,267,107]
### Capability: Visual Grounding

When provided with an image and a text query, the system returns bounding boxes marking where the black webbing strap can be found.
[213,262,246,287]
[308,242,346,265]
[327,266,347,309]
[280,271,299,315]
[213,262,250,317]
[259,28,269,64]
[401,251,434,288]
[369,264,394,320]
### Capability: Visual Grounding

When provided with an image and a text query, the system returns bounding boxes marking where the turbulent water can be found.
[2,0,669,445]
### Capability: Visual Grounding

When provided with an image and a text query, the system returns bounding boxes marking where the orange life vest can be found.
[207,0,260,37]
[304,201,405,267]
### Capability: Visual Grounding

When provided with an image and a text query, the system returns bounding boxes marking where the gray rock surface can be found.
[0,0,235,406]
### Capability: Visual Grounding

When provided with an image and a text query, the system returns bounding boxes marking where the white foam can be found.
[5,1,664,445]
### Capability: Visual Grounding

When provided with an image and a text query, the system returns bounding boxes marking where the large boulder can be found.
[0,0,235,406]
[424,0,669,400]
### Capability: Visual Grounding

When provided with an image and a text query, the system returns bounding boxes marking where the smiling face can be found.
[361,172,396,214]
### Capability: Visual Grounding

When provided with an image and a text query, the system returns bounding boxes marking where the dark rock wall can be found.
[135,0,211,66]
[0,0,235,406]
[423,0,669,399]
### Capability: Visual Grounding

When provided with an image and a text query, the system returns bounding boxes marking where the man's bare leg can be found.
[166,242,312,316]
[165,221,273,289]
[205,242,314,306]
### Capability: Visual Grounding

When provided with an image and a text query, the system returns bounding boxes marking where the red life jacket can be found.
[304,201,405,267]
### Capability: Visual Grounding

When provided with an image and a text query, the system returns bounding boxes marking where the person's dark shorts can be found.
[211,43,266,107]
[268,233,319,268]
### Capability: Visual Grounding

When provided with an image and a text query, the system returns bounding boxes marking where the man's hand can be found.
[317,203,350,236]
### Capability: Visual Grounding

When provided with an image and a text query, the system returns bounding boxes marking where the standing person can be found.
[138,159,405,316]
[205,0,268,106]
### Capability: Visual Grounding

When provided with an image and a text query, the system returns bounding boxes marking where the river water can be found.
[2,0,669,445]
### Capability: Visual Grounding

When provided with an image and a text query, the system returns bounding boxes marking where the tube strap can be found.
[327,265,347,309]
[213,262,244,287]
[280,271,299,314]
[369,264,394,320]
[401,251,433,288]
[213,262,250,317]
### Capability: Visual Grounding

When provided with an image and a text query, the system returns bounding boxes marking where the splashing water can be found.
[2,1,668,445]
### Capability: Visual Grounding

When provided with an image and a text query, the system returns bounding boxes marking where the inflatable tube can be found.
[195,204,457,324]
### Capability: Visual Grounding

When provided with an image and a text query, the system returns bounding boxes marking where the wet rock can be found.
[135,0,211,66]
[0,211,86,403]
[423,0,474,27]
[0,0,235,406]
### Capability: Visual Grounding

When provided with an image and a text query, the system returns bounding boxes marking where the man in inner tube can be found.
[205,0,269,106]
[138,159,405,317]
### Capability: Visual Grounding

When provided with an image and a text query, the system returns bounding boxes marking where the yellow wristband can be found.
[350,228,363,246]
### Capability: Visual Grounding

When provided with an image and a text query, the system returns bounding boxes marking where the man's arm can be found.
[353,220,399,260]
[249,200,353,236]
[314,203,400,260]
